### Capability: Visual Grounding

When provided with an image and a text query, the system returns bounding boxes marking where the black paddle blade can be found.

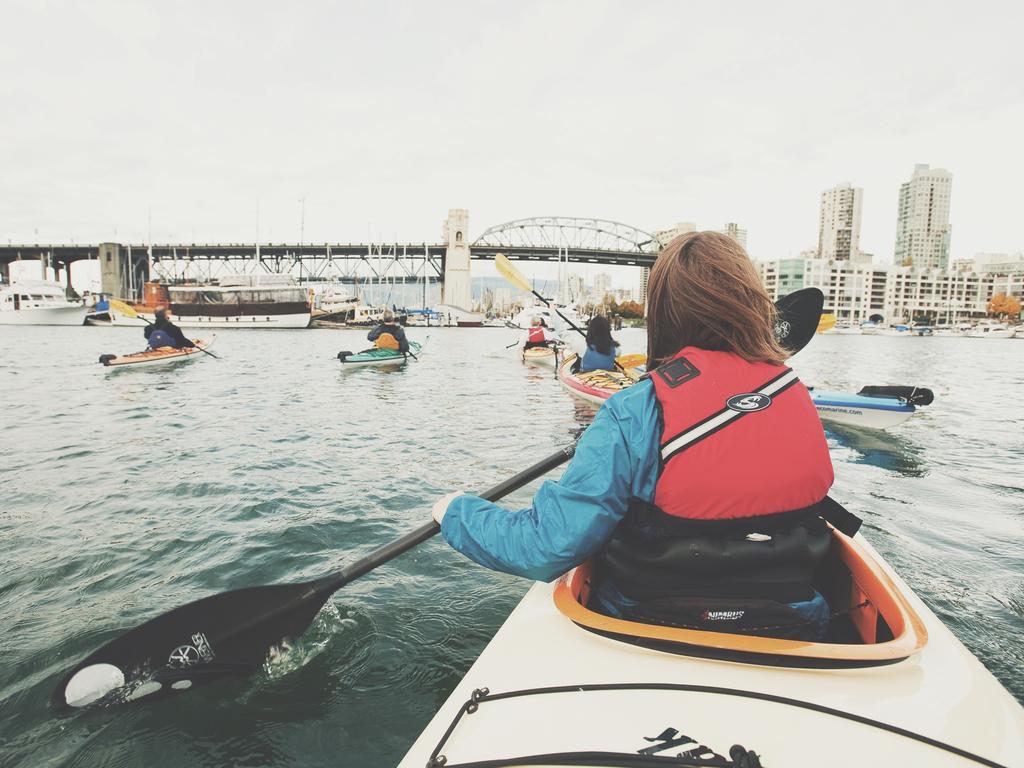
[858,385,935,406]
[52,580,332,711]
[774,288,824,355]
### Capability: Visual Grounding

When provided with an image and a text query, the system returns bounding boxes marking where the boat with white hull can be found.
[0,281,87,326]
[966,322,1015,339]
[105,276,312,329]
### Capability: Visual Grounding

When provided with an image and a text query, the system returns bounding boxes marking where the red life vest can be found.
[528,326,548,343]
[651,347,833,521]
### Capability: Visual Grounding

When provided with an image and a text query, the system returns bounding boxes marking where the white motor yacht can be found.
[0,281,87,325]
[966,321,1015,338]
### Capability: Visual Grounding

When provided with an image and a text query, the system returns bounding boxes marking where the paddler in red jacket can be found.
[433,231,837,640]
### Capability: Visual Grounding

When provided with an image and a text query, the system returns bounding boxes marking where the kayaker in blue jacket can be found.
[144,307,195,349]
[433,231,836,641]
[578,315,620,372]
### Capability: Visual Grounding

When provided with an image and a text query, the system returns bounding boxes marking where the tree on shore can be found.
[987,293,1022,320]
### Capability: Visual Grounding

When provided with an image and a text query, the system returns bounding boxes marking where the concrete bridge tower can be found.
[99,243,127,297]
[441,208,471,310]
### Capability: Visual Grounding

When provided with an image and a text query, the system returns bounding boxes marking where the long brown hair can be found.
[646,231,785,369]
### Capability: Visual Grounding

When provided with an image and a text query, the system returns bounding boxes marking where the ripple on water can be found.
[0,329,1021,768]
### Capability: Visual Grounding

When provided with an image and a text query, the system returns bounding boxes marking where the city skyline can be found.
[2,1,1022,268]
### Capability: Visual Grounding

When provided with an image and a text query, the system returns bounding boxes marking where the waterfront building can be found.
[718,222,748,248]
[894,164,953,270]
[757,258,887,323]
[818,183,863,261]
[884,267,991,323]
[974,253,1024,308]
[756,257,994,324]
[593,272,612,297]
[653,222,697,247]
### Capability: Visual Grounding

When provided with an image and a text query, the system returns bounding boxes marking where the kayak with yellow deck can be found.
[557,353,645,405]
[398,522,1023,767]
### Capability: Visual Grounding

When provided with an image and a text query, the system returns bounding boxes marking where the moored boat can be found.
[966,321,1015,339]
[98,337,216,369]
[337,339,423,366]
[398,526,1024,767]
[0,281,87,326]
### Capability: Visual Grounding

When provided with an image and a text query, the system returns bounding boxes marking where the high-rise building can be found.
[593,272,612,297]
[653,221,698,247]
[894,164,953,270]
[818,183,863,261]
[718,222,747,249]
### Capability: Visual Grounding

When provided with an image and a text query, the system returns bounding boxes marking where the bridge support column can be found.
[99,243,126,298]
[441,209,471,311]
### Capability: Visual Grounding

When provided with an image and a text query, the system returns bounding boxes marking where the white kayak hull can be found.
[811,389,916,430]
[100,337,216,369]
[522,347,558,367]
[399,534,1023,767]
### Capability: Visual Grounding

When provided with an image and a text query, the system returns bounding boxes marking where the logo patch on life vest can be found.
[725,393,772,412]
[701,609,745,621]
[656,356,701,388]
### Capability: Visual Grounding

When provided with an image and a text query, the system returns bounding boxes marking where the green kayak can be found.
[337,340,422,366]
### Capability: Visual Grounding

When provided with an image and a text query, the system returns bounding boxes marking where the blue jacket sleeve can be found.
[367,326,381,341]
[439,381,661,582]
[396,326,409,353]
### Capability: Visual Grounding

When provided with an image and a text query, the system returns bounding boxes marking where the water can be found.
[0,326,1021,767]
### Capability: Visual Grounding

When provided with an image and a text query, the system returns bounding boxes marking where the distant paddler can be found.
[367,309,410,355]
[521,316,556,353]
[144,306,196,350]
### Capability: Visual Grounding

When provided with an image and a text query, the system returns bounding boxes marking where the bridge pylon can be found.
[441,208,471,310]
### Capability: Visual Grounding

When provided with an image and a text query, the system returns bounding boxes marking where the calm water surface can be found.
[1,326,1021,767]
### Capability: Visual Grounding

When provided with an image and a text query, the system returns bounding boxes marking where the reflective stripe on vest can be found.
[650,347,833,521]
[528,326,547,343]
[660,368,799,462]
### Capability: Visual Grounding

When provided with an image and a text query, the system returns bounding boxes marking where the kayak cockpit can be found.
[553,526,928,668]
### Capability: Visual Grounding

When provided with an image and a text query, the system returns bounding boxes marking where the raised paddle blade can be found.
[774,288,823,355]
[108,298,140,319]
[494,253,534,294]
[52,580,330,710]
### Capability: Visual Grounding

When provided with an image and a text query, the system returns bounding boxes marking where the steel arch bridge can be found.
[471,216,659,266]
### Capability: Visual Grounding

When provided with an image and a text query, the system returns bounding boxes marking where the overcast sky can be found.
[2,0,1022,279]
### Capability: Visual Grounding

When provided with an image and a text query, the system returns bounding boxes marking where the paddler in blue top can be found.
[367,309,409,354]
[577,314,620,372]
[144,307,195,349]
[432,232,837,641]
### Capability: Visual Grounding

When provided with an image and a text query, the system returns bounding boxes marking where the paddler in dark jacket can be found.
[432,232,836,641]
[144,307,195,349]
[367,310,409,354]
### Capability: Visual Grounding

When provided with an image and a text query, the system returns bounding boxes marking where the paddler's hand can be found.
[431,491,463,525]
